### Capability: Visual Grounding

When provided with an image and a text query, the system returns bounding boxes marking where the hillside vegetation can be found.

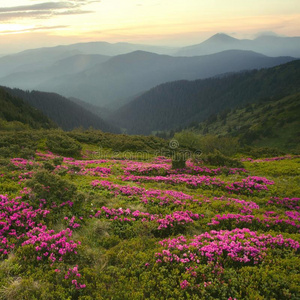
[0,128,299,299]
[0,87,55,130]
[189,93,300,151]
[111,60,300,134]
[2,87,120,133]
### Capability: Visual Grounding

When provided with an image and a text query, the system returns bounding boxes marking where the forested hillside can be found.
[0,87,55,129]
[2,87,120,133]
[186,93,300,151]
[111,60,300,134]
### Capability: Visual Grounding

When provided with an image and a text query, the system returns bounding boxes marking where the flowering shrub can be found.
[122,174,225,189]
[225,176,274,194]
[156,211,202,235]
[36,151,61,160]
[122,160,247,176]
[94,206,153,222]
[64,158,110,166]
[17,171,34,183]
[213,196,260,214]
[208,211,300,233]
[22,227,80,264]
[268,197,300,210]
[49,156,114,177]
[122,174,274,194]
[92,206,201,234]
[64,216,82,229]
[156,228,299,266]
[24,170,81,217]
[10,158,40,170]
[91,180,194,207]
[241,155,299,162]
[123,161,171,176]
[64,265,86,289]
[0,194,50,257]
[152,156,172,164]
[76,166,111,176]
[92,180,144,196]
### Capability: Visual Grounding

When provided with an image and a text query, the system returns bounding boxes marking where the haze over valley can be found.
[0,33,299,134]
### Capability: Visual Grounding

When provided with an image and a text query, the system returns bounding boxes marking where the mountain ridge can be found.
[34,49,295,106]
[109,60,300,134]
[176,33,300,57]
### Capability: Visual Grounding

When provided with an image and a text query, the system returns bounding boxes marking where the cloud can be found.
[0,1,100,22]
[0,3,73,13]
[0,25,68,34]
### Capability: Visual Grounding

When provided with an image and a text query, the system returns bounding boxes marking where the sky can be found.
[0,0,299,54]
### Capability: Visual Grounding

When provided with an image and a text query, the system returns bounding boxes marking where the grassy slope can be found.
[194,93,300,151]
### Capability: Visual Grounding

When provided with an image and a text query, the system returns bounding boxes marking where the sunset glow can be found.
[0,0,299,53]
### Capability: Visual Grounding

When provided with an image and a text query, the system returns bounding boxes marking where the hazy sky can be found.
[0,0,299,53]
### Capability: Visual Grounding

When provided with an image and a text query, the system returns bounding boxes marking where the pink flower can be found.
[180,280,190,289]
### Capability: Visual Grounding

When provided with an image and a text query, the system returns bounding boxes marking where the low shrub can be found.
[172,153,187,169]
[46,132,82,157]
[202,151,244,168]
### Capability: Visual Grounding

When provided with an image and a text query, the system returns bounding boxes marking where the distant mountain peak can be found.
[211,49,267,58]
[206,33,239,43]
[127,50,158,56]
[175,33,300,58]
[109,50,163,62]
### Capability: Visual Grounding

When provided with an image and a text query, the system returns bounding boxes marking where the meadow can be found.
[0,140,299,299]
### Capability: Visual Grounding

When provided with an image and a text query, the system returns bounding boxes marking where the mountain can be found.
[0,87,55,129]
[1,33,298,81]
[0,41,175,79]
[176,33,300,57]
[50,41,176,56]
[189,93,300,151]
[0,54,111,90]
[0,48,82,79]
[34,50,295,106]
[109,60,300,135]
[2,87,120,133]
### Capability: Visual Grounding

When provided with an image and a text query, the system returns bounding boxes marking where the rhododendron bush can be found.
[0,147,299,299]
